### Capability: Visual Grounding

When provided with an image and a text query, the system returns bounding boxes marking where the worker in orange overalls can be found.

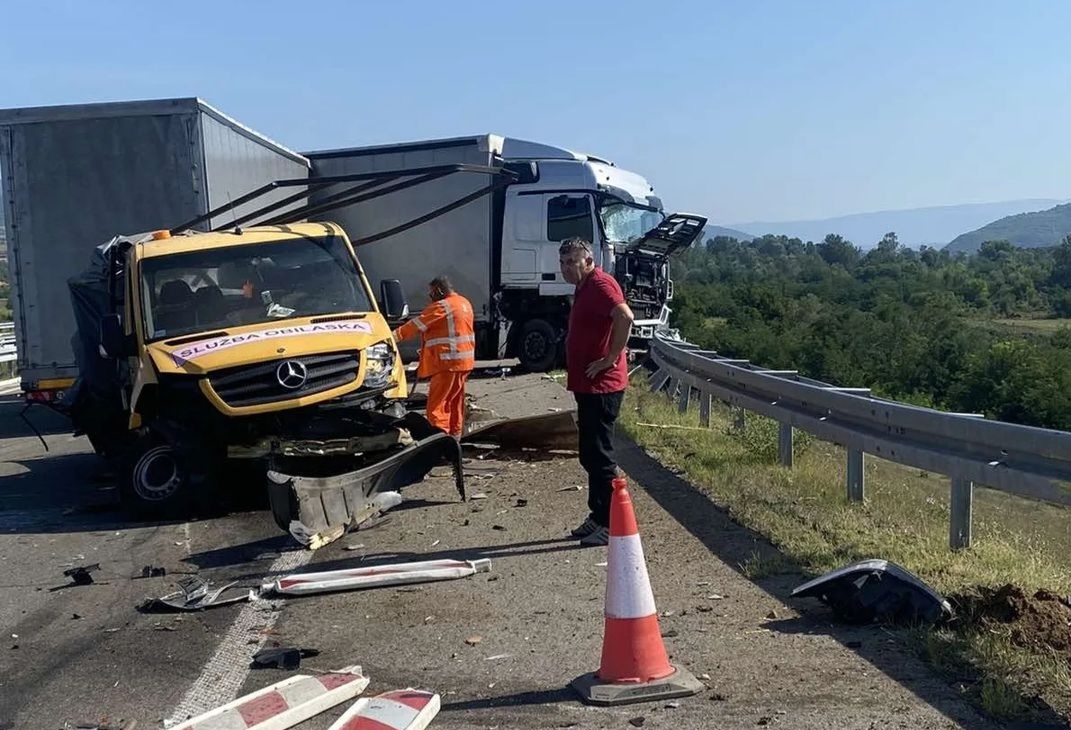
[392,275,476,437]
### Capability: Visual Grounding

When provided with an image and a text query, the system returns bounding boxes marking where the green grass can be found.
[972,316,1071,336]
[620,376,1071,720]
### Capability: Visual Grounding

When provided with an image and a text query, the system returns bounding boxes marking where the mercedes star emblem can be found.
[275,360,308,390]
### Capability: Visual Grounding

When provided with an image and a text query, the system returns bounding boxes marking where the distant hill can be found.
[702,225,753,242]
[727,199,1066,249]
[944,203,1071,253]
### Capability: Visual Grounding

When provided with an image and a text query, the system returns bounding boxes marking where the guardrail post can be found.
[699,392,712,427]
[667,377,680,402]
[950,478,974,550]
[732,407,746,433]
[778,423,793,467]
[677,384,691,413]
[847,450,865,502]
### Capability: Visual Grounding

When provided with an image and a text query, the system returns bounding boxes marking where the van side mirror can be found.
[99,314,126,359]
[379,279,409,321]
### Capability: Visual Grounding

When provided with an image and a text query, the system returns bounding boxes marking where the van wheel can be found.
[120,434,198,520]
[517,318,560,372]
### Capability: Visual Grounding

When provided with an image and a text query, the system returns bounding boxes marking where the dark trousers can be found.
[575,390,625,527]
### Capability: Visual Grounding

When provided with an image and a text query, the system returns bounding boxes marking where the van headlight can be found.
[363,342,395,389]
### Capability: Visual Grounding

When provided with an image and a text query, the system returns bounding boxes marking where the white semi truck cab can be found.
[305,133,707,372]
[494,138,704,368]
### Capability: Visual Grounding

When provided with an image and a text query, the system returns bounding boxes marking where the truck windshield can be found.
[140,234,373,341]
[598,200,665,244]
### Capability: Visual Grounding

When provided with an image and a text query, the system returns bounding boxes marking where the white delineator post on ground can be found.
[571,476,704,706]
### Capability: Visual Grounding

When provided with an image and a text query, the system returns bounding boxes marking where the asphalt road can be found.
[0,372,1054,730]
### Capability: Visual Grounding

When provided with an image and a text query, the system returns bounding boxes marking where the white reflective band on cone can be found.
[604,534,658,619]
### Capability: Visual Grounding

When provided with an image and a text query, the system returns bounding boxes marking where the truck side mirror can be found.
[99,314,126,359]
[379,279,409,321]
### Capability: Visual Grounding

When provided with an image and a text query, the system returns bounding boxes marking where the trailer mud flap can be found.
[267,431,464,538]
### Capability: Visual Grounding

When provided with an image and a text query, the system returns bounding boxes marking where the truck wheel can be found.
[120,435,197,520]
[517,318,560,372]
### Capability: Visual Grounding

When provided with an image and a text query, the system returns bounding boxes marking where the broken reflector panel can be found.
[791,558,953,625]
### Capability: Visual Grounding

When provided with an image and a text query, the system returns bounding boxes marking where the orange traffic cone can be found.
[571,476,704,706]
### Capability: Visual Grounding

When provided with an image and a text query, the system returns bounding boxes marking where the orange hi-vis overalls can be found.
[393,292,476,436]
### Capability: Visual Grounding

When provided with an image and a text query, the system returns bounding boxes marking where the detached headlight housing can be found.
[363,341,395,389]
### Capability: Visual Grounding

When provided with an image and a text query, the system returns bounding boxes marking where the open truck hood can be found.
[146,316,388,376]
[623,213,708,258]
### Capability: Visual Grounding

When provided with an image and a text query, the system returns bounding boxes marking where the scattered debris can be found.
[327,688,440,730]
[289,522,347,551]
[665,701,681,709]
[465,636,483,646]
[168,665,368,730]
[71,613,82,620]
[485,653,511,661]
[470,493,488,500]
[695,605,713,613]
[139,576,256,613]
[661,629,679,638]
[492,525,506,531]
[629,717,646,727]
[431,539,441,547]
[344,543,366,551]
[557,485,583,492]
[135,566,166,579]
[766,610,778,620]
[710,692,727,701]
[699,673,711,680]
[515,498,528,507]
[758,716,772,726]
[791,558,952,625]
[265,558,492,597]
[251,647,321,670]
[462,410,578,452]
[63,564,100,587]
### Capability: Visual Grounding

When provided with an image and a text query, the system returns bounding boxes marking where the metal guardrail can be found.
[647,331,1071,550]
[0,322,15,364]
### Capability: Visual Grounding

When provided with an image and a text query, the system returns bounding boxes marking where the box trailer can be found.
[0,97,310,399]
[305,135,705,371]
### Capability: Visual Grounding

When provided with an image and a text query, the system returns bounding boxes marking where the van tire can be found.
[517,318,561,373]
[119,432,201,520]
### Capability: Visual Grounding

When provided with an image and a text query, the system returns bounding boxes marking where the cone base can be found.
[570,665,704,707]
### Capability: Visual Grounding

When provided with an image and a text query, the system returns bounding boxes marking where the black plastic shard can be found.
[791,559,953,625]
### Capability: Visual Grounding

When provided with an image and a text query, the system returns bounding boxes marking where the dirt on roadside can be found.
[953,584,1071,657]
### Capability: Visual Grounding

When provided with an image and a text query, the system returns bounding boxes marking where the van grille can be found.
[208,352,359,408]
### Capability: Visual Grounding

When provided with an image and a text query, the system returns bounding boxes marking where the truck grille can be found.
[208,352,359,408]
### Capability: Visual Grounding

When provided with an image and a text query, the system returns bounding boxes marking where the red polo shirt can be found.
[566,267,629,394]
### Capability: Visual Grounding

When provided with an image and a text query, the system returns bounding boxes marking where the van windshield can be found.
[140,234,372,341]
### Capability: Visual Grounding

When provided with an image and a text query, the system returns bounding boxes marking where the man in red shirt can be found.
[559,237,635,546]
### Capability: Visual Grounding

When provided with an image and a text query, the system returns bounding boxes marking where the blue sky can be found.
[1,0,1068,223]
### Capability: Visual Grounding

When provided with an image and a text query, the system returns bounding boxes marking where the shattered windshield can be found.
[598,200,665,244]
[140,234,373,341]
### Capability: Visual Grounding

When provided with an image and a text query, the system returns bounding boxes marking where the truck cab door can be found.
[501,192,600,295]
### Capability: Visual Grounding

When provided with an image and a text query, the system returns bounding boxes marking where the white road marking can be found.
[163,548,313,727]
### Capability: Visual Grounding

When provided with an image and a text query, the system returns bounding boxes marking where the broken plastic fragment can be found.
[791,558,952,625]
[139,576,257,612]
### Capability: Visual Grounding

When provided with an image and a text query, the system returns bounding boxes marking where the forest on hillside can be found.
[669,233,1071,430]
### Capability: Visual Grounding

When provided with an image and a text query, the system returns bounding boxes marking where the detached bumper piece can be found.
[268,428,464,547]
[461,409,578,452]
[791,558,953,625]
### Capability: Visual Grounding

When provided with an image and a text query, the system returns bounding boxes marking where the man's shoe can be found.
[570,517,599,538]
[579,525,610,547]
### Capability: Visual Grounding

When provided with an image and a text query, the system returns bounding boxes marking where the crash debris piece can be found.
[791,558,953,625]
[64,563,100,586]
[461,410,578,452]
[328,688,441,730]
[169,665,369,730]
[251,646,321,670]
[287,491,402,550]
[140,576,257,612]
[264,558,492,597]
